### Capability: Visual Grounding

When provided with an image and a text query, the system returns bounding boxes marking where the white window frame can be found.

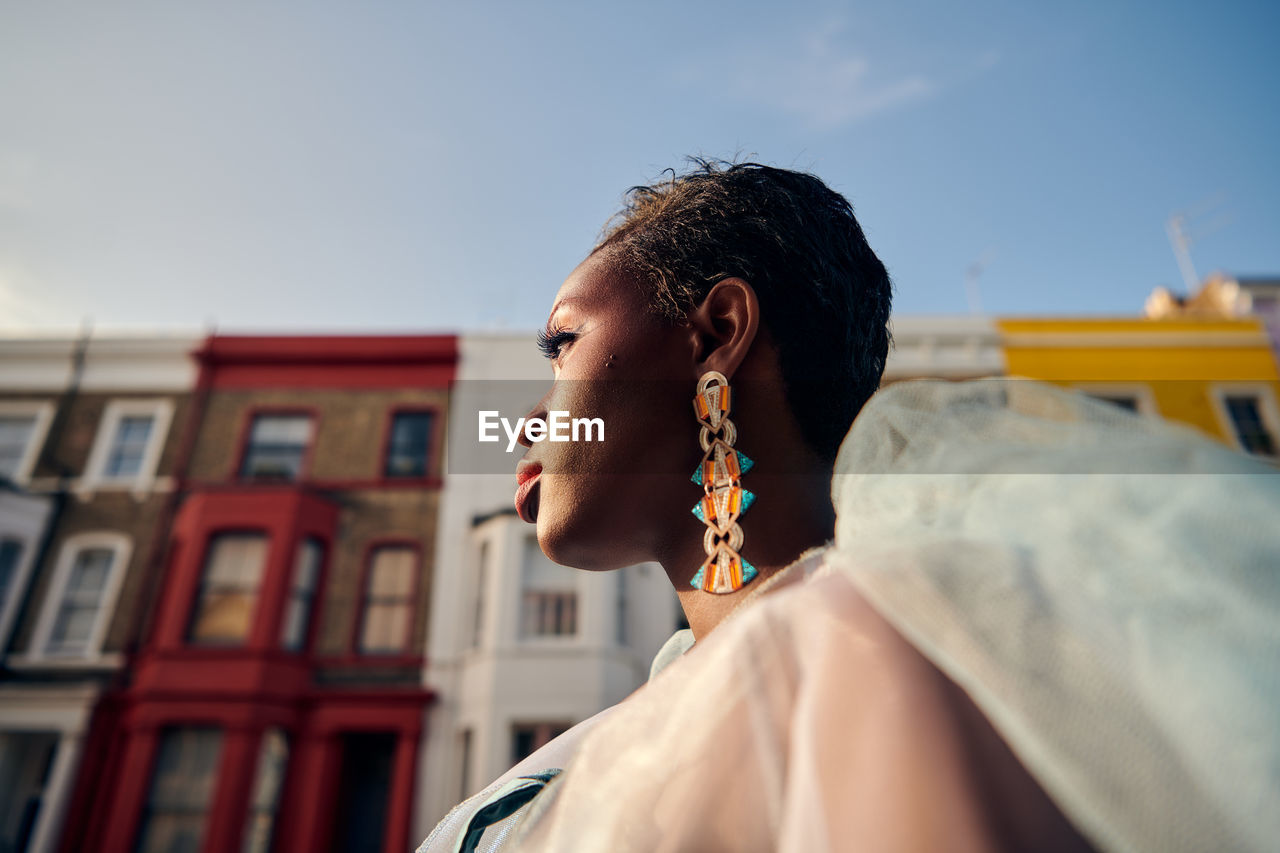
[518,536,579,643]
[1073,383,1160,417]
[1208,383,1280,459]
[79,399,173,493]
[28,531,131,662]
[0,400,55,486]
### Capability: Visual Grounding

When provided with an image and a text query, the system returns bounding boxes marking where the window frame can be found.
[186,529,271,648]
[519,536,579,642]
[0,493,50,654]
[29,532,131,662]
[378,405,441,483]
[0,400,54,486]
[241,728,290,853]
[1073,383,1160,417]
[509,720,572,765]
[233,408,318,483]
[80,399,173,492]
[351,540,421,656]
[1209,383,1280,458]
[133,726,225,853]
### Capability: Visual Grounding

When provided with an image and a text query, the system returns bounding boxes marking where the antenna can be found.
[1166,214,1199,292]
[964,251,994,315]
[1166,194,1232,293]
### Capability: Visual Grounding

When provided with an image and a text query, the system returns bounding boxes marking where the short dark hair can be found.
[595,159,893,459]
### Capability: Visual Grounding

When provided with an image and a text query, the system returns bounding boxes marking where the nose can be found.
[516,385,553,450]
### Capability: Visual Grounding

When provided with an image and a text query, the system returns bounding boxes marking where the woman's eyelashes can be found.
[536,327,578,362]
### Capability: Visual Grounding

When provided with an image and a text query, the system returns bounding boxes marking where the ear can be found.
[686,277,761,380]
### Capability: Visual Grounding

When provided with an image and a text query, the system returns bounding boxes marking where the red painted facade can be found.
[59,335,457,853]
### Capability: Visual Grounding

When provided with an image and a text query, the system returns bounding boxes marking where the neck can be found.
[662,468,836,640]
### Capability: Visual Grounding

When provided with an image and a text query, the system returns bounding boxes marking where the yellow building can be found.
[997,315,1280,459]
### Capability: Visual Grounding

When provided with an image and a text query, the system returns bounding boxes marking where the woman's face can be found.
[518,250,698,570]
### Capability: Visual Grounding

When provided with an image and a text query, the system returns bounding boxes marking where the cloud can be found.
[0,268,60,331]
[697,20,998,130]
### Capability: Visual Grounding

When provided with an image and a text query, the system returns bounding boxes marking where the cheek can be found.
[534,384,696,568]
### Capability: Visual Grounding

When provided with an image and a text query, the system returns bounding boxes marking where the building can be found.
[882,316,1005,382]
[998,314,1280,459]
[0,334,199,853]
[58,335,457,853]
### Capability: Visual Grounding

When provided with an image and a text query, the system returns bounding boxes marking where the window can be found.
[31,533,131,660]
[1211,385,1280,459]
[511,722,570,765]
[0,417,37,482]
[107,416,154,478]
[1089,394,1138,413]
[82,400,172,490]
[280,538,322,651]
[242,729,289,853]
[0,730,59,853]
[521,537,577,639]
[46,548,113,655]
[358,546,416,654]
[0,402,53,485]
[1224,394,1277,456]
[1074,384,1157,417]
[189,533,269,645]
[240,415,313,481]
[134,728,223,853]
[457,729,473,801]
[384,411,434,478]
[470,542,488,649]
[0,539,22,617]
[616,570,627,646]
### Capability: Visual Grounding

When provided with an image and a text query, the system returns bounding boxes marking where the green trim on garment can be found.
[453,770,562,853]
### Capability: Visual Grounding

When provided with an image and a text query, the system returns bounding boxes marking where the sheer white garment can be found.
[422,378,1280,852]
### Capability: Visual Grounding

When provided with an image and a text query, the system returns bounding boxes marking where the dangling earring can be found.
[689,370,757,593]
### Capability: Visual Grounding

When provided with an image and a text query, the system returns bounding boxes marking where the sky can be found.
[1,0,1277,334]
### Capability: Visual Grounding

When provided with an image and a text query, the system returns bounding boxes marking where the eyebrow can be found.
[546,296,582,320]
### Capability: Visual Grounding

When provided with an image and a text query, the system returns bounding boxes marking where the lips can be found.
[515,460,542,523]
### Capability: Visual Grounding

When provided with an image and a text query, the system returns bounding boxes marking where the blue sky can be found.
[1,0,1276,332]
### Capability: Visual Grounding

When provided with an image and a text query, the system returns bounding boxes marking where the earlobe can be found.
[688,278,760,380]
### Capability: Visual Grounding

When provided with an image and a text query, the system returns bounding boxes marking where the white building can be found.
[415,335,678,834]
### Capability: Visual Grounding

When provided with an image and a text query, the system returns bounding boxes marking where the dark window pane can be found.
[384,413,433,478]
[1091,395,1138,412]
[0,731,58,853]
[510,722,571,765]
[105,416,154,478]
[0,539,23,612]
[0,416,36,480]
[1225,395,1277,456]
[281,539,322,651]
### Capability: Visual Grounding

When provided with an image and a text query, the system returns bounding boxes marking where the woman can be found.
[422,162,1280,852]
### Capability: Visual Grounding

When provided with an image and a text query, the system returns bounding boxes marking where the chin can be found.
[535,498,641,572]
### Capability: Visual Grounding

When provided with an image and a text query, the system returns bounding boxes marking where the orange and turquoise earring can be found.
[690,370,757,593]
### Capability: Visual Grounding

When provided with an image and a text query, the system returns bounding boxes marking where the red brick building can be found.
[60,335,456,853]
